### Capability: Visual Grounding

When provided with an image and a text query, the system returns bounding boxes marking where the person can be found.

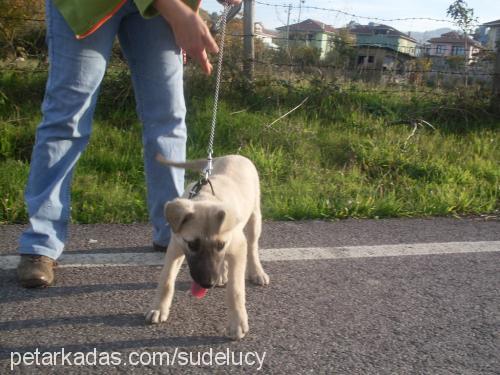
[17,0,241,288]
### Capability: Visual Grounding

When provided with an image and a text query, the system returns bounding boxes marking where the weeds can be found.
[0,69,498,223]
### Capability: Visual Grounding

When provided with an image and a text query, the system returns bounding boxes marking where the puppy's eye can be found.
[215,241,225,251]
[185,239,200,252]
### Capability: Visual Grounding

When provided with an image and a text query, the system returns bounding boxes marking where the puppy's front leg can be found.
[225,232,249,340]
[145,242,184,324]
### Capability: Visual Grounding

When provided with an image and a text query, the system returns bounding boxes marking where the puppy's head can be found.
[165,198,239,288]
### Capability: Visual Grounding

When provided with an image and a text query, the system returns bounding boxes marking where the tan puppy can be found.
[145,155,269,340]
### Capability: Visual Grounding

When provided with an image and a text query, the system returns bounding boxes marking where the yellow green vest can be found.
[53,0,201,39]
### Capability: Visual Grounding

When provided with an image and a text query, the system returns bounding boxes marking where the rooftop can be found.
[254,22,279,37]
[348,23,417,43]
[428,31,482,47]
[276,19,335,33]
[482,19,500,27]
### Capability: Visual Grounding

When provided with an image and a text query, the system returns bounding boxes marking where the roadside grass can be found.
[0,69,498,223]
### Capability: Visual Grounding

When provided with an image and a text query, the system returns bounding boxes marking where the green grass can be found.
[0,69,499,224]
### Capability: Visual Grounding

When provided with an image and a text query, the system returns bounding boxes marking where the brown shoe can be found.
[17,255,57,288]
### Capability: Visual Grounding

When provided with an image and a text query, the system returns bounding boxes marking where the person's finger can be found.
[202,31,219,54]
[201,50,213,75]
[192,48,212,75]
[206,60,213,75]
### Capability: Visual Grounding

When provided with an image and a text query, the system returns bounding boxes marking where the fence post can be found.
[243,0,255,80]
[494,41,500,106]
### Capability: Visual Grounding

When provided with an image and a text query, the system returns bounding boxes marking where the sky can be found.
[200,0,500,33]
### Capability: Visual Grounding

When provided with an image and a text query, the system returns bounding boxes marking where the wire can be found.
[0,16,44,22]
[224,33,496,54]
[254,1,456,24]
[1,61,494,77]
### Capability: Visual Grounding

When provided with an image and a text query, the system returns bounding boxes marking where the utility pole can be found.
[243,0,255,80]
[285,4,292,53]
[297,0,304,23]
[464,31,468,88]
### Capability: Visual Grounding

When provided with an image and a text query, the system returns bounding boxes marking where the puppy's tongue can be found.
[191,281,208,299]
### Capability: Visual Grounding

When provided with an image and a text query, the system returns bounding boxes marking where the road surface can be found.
[1,217,499,374]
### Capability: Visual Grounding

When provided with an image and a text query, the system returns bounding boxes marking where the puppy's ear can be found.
[213,205,240,233]
[165,199,194,233]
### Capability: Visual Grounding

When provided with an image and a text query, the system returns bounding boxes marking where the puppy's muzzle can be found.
[190,271,217,289]
[198,281,216,289]
[187,257,223,289]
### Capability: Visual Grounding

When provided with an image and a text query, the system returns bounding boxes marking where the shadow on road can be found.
[0,313,148,332]
[0,273,192,303]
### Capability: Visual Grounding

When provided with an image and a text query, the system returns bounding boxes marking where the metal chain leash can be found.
[204,2,232,179]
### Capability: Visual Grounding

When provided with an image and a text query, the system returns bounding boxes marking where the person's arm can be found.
[154,0,217,74]
[153,0,242,75]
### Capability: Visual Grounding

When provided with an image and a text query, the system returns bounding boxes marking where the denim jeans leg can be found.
[118,10,187,247]
[18,0,119,259]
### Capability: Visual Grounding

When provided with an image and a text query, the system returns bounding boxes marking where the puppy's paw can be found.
[216,273,228,287]
[249,271,270,286]
[145,308,169,325]
[226,316,249,340]
[216,261,228,287]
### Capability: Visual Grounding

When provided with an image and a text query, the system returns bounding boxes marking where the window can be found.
[357,55,366,64]
[368,56,375,63]
[436,45,445,55]
[451,46,465,56]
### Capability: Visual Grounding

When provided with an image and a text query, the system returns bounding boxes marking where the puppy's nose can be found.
[190,269,217,289]
[199,281,215,289]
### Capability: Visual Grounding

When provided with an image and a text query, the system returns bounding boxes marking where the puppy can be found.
[145,154,269,340]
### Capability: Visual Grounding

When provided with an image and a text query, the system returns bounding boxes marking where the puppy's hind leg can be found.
[245,206,270,286]
[145,241,184,324]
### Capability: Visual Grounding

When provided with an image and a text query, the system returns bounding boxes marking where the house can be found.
[348,22,419,57]
[427,31,482,62]
[344,22,418,79]
[354,46,412,72]
[481,19,500,50]
[254,22,279,49]
[275,19,336,59]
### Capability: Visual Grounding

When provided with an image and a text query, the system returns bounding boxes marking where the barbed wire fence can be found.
[0,1,498,103]
[242,1,497,94]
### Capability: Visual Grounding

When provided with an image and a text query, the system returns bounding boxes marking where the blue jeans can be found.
[18,0,186,259]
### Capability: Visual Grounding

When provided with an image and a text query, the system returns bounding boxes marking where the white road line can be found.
[1,241,499,270]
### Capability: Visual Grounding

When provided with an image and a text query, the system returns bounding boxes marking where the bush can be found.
[0,0,45,58]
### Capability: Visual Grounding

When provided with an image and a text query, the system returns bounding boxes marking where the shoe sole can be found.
[20,279,54,288]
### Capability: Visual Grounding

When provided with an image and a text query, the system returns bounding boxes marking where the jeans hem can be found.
[18,246,59,260]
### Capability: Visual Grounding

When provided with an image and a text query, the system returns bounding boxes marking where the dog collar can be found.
[188,178,216,199]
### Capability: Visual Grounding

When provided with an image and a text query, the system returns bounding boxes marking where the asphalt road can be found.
[1,218,499,374]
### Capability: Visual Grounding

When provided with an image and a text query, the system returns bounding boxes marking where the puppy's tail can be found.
[156,154,209,171]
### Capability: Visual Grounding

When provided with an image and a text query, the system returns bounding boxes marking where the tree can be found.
[446,0,476,34]
[446,0,478,86]
[291,45,321,68]
[323,29,357,70]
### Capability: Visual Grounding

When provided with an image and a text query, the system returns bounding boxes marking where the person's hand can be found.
[154,0,219,75]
